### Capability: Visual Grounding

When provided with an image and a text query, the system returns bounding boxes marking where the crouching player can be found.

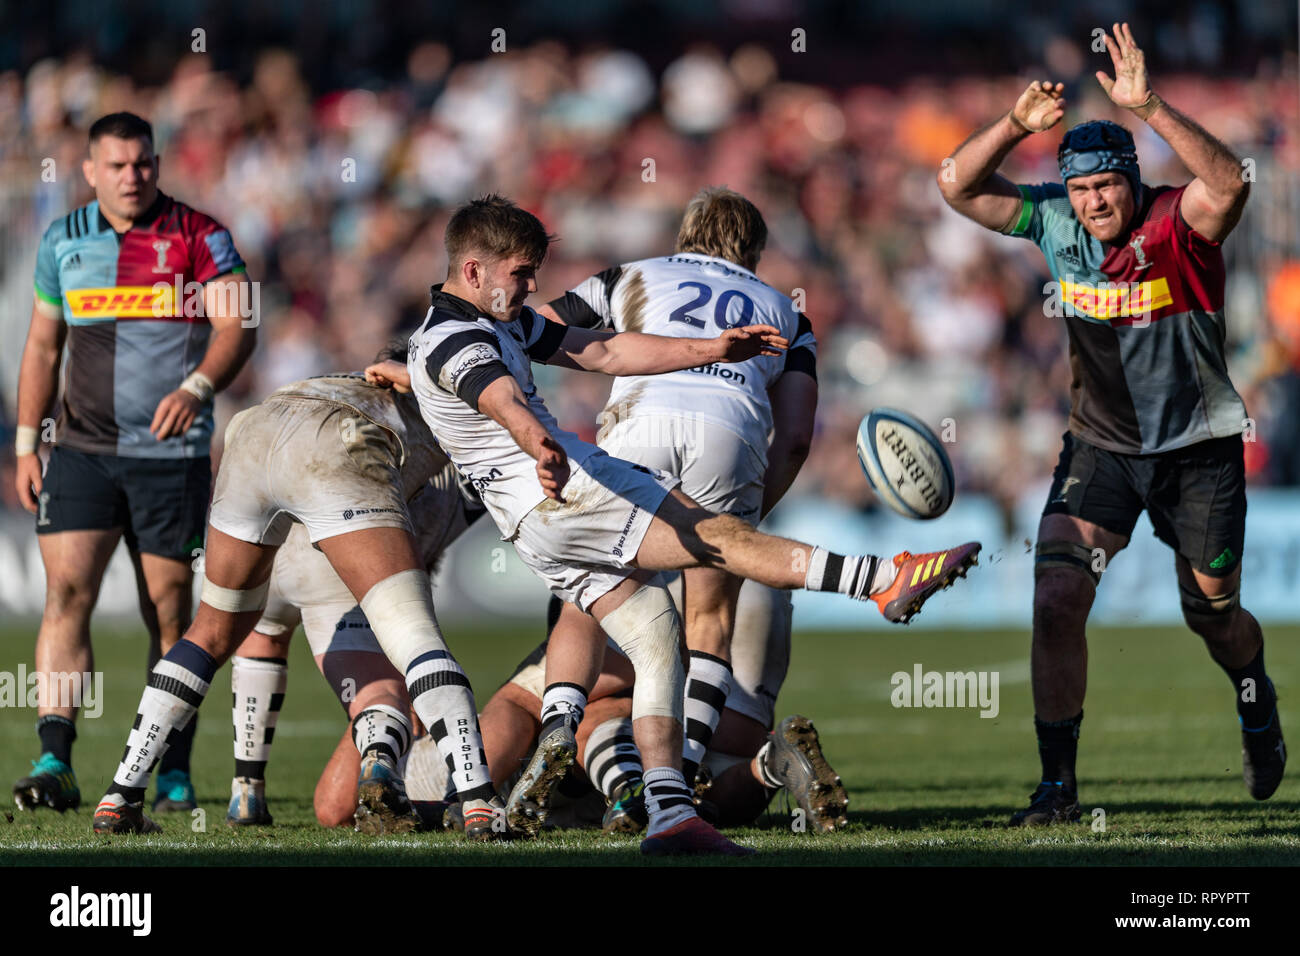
[225,458,486,833]
[91,371,506,839]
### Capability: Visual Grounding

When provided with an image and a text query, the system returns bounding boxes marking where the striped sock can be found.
[682,651,732,785]
[352,704,413,762]
[642,765,697,835]
[108,640,216,803]
[804,547,891,600]
[540,682,586,737]
[583,717,643,800]
[407,650,494,802]
[230,656,287,780]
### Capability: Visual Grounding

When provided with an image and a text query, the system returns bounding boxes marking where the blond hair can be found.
[675,186,767,271]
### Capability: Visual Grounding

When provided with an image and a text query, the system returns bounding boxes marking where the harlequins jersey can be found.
[1009,183,1246,455]
[33,192,245,458]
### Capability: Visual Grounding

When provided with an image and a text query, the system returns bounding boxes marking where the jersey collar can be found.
[428,283,488,322]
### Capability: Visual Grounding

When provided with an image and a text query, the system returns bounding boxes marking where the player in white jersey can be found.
[367,195,980,855]
[535,186,820,794]
[223,434,488,833]
[92,370,507,839]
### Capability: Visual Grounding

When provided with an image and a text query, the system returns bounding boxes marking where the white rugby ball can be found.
[855,408,955,520]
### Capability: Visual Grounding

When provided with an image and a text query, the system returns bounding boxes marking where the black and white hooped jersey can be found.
[548,253,818,454]
[407,286,597,537]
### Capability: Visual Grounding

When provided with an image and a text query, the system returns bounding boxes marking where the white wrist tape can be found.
[598,582,684,722]
[15,425,39,456]
[180,371,215,403]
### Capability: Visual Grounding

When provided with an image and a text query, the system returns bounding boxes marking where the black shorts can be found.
[35,446,211,561]
[1042,432,1246,577]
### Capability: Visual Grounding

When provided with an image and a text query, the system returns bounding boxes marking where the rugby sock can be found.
[804,547,891,600]
[682,651,732,785]
[407,650,495,802]
[107,640,217,803]
[230,656,287,779]
[36,714,76,765]
[1221,647,1278,731]
[157,711,198,775]
[583,716,643,800]
[642,765,697,835]
[352,704,412,762]
[540,682,587,738]
[1034,711,1083,792]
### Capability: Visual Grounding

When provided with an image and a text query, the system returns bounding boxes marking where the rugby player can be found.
[514,187,819,822]
[225,436,486,833]
[937,23,1281,824]
[367,195,979,854]
[13,112,255,816]
[90,371,505,839]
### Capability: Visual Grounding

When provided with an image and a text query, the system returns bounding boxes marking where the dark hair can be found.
[375,339,409,364]
[89,112,154,147]
[445,194,555,268]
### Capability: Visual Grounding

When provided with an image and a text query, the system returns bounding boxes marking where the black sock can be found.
[1035,711,1083,791]
[1221,647,1277,731]
[106,782,146,803]
[37,715,76,765]
[158,713,197,775]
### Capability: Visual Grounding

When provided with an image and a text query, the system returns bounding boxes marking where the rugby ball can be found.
[855,408,955,520]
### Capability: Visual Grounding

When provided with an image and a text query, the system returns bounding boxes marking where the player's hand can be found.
[1096,22,1150,110]
[150,389,202,440]
[1011,80,1066,133]
[15,454,43,514]
[536,434,570,502]
[716,324,788,363]
[365,360,412,393]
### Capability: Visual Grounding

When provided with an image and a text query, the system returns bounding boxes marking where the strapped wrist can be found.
[1007,110,1032,134]
[15,424,39,456]
[1130,91,1163,121]
[179,371,215,403]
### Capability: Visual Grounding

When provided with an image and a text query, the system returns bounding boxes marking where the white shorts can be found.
[210,397,411,546]
[511,450,678,611]
[601,416,766,525]
[254,465,477,657]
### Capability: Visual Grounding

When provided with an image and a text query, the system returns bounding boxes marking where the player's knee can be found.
[598,583,684,722]
[1032,562,1094,639]
[313,788,355,828]
[43,575,100,619]
[1180,580,1240,640]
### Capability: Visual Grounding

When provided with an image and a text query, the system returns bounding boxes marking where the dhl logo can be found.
[65,286,177,318]
[1058,277,1172,320]
[910,553,947,587]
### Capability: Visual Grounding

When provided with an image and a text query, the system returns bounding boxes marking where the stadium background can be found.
[0,0,1297,630]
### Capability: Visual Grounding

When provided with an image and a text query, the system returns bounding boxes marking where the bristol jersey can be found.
[1008,183,1246,455]
[267,374,450,501]
[407,287,597,538]
[32,192,246,459]
[548,254,818,456]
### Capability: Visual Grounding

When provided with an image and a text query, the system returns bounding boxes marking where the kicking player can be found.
[937,23,1282,824]
[13,112,255,815]
[225,452,486,833]
[367,194,979,854]
[90,372,505,839]
[516,186,820,828]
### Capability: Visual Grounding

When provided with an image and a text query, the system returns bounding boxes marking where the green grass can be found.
[2,620,1298,866]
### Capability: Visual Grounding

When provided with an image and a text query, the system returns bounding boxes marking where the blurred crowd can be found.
[2,35,1299,522]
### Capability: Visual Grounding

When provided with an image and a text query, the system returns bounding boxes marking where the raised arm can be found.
[543,323,787,376]
[937,81,1067,232]
[14,297,66,512]
[1095,22,1248,243]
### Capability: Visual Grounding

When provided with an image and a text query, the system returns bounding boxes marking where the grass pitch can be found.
[2,619,1298,866]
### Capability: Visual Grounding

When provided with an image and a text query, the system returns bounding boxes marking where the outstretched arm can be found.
[1095,22,1248,243]
[937,81,1067,231]
[543,324,787,376]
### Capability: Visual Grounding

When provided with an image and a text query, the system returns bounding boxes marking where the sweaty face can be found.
[480,254,539,321]
[1066,172,1136,244]
[85,135,158,225]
